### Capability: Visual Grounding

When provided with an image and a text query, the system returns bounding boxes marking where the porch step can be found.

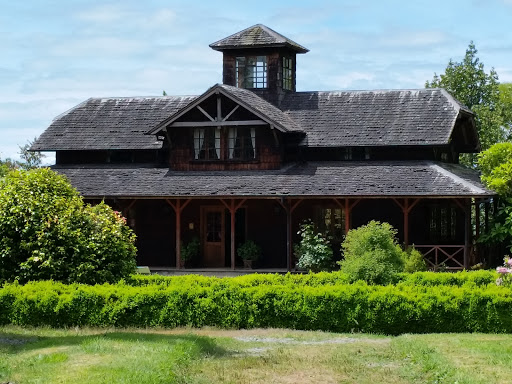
[148,267,293,277]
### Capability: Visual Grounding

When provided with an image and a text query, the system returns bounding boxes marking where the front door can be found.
[202,207,225,267]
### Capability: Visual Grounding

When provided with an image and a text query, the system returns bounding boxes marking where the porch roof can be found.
[53,161,493,199]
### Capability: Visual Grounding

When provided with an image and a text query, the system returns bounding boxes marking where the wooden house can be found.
[32,24,493,271]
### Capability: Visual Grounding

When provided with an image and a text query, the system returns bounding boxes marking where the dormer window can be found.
[228,127,256,160]
[236,56,267,89]
[194,128,221,160]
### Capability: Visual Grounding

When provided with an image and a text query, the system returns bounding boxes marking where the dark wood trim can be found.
[219,198,247,270]
[170,120,267,127]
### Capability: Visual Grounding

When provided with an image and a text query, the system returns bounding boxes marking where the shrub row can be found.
[1,279,510,334]
[128,270,498,288]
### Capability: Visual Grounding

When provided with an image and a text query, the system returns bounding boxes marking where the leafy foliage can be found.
[0,168,136,284]
[426,42,504,165]
[338,221,405,284]
[478,143,512,249]
[237,240,261,261]
[181,237,200,262]
[294,220,333,272]
[0,273,511,334]
[403,246,427,273]
[499,83,512,139]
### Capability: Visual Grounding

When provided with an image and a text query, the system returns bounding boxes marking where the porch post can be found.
[230,199,236,270]
[220,198,247,270]
[345,199,350,235]
[277,198,303,272]
[176,199,182,269]
[404,199,409,248]
[166,199,191,269]
[464,199,471,270]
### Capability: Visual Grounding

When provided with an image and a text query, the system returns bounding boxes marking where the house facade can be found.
[32,24,494,271]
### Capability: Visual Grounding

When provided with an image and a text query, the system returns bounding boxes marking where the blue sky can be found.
[1,0,512,163]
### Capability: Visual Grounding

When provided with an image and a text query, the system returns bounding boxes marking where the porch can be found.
[108,196,486,272]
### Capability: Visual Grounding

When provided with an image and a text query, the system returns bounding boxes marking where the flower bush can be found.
[294,220,333,272]
[496,256,512,286]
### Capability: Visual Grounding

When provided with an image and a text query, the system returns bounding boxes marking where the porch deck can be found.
[146,267,292,277]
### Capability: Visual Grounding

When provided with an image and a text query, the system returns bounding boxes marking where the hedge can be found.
[127,270,498,288]
[1,277,510,334]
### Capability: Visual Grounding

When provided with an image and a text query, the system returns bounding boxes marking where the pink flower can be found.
[507,258,512,266]
[497,267,509,274]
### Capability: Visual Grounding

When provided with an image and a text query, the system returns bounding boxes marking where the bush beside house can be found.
[0,168,136,284]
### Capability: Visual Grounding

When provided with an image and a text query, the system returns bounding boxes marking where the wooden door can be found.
[201,207,225,267]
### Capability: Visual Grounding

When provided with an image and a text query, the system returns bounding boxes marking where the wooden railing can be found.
[413,245,466,271]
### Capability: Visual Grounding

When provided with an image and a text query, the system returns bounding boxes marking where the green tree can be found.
[0,168,137,284]
[478,143,512,250]
[426,42,504,165]
[18,138,45,170]
[499,83,512,139]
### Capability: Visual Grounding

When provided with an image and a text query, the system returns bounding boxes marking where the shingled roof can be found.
[31,96,196,151]
[33,86,473,151]
[209,24,309,53]
[280,88,474,147]
[149,84,302,134]
[53,161,492,198]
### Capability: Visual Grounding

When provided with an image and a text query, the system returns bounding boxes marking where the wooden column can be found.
[277,198,303,271]
[220,198,246,270]
[464,199,471,270]
[166,199,191,269]
[393,198,420,248]
[334,198,360,235]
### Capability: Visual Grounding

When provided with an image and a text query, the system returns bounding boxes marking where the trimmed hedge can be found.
[128,270,498,288]
[1,275,510,334]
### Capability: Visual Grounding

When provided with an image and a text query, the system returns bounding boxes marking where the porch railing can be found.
[413,245,466,271]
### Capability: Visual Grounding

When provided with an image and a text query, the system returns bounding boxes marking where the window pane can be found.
[236,56,267,89]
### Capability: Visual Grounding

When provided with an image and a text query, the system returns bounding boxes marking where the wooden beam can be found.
[216,95,222,122]
[170,120,267,127]
[222,105,239,122]
[464,201,471,270]
[452,198,465,211]
[345,198,350,235]
[196,105,215,122]
[290,199,303,214]
[165,199,191,269]
[404,199,409,248]
[230,199,236,270]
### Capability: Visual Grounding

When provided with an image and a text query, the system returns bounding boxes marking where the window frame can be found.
[282,56,293,91]
[235,56,268,89]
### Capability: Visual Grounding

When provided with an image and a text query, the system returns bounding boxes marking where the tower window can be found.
[282,57,293,90]
[236,56,267,89]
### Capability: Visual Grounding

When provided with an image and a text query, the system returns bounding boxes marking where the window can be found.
[236,56,267,88]
[282,57,293,90]
[228,127,256,160]
[428,204,458,242]
[193,128,221,160]
[315,207,345,241]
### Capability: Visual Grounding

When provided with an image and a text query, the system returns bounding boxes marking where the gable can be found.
[148,84,302,134]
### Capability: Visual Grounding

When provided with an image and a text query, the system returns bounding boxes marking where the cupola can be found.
[209,24,308,106]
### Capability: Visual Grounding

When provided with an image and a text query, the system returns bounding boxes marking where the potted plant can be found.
[180,237,200,268]
[237,240,261,269]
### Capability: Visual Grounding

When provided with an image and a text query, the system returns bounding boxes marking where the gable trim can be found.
[147,84,291,135]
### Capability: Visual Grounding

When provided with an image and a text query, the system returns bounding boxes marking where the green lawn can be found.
[1,327,511,384]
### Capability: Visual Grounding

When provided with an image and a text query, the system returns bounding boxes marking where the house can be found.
[32,24,494,271]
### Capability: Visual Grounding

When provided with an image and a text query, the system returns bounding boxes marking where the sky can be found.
[1,0,512,163]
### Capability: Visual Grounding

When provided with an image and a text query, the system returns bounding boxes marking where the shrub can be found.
[237,240,261,261]
[1,278,511,334]
[403,246,428,273]
[181,237,200,262]
[294,220,333,272]
[0,168,136,284]
[338,221,405,284]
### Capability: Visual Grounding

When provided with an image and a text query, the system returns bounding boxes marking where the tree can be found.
[18,138,45,170]
[478,143,512,250]
[0,168,137,284]
[426,42,504,165]
[499,83,512,139]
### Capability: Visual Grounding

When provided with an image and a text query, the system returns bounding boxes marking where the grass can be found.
[1,327,512,383]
